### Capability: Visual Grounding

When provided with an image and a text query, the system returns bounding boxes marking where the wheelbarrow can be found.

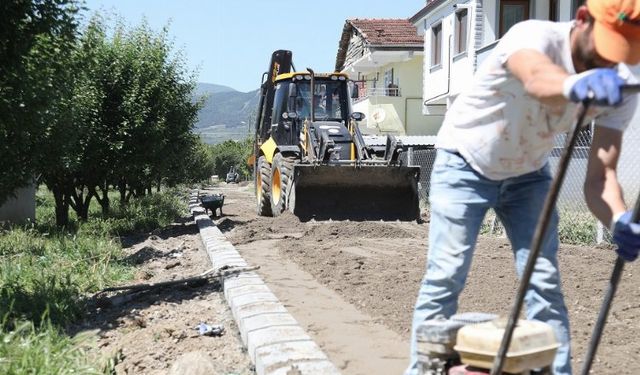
[199,193,224,217]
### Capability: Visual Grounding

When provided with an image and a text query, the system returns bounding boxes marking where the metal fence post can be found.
[596,220,605,244]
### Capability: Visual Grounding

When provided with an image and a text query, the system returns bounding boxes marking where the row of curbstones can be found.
[189,191,341,375]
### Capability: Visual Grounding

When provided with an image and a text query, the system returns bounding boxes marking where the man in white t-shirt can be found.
[407,1,640,374]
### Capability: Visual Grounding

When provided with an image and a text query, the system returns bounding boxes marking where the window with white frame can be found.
[431,22,442,67]
[455,9,468,55]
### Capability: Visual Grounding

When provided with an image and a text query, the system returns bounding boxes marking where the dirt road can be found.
[216,182,640,375]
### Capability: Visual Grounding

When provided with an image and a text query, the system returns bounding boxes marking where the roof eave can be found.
[367,44,424,50]
[409,0,449,23]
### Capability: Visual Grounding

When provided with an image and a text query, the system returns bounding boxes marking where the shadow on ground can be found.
[67,280,222,337]
[215,217,252,233]
[120,216,200,248]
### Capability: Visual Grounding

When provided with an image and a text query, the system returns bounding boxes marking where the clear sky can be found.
[82,0,423,93]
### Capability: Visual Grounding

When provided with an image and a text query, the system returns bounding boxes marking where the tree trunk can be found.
[76,201,89,221]
[118,178,127,205]
[52,187,70,227]
[125,188,134,203]
[102,191,110,216]
[91,183,110,217]
[69,185,92,221]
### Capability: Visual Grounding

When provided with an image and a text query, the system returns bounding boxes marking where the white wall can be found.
[423,0,477,106]
[0,185,36,223]
[534,0,550,20]
[482,0,497,45]
[422,1,455,105]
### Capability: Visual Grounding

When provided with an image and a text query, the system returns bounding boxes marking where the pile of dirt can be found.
[301,221,423,240]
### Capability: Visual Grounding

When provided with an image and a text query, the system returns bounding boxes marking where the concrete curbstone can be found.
[209,254,247,265]
[268,361,342,375]
[255,341,340,375]
[189,193,341,374]
[231,292,280,311]
[233,301,289,324]
[247,325,311,362]
[240,312,299,344]
[224,274,264,290]
[225,284,272,301]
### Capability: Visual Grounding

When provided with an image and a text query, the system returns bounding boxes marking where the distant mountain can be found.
[193,83,236,97]
[193,83,260,144]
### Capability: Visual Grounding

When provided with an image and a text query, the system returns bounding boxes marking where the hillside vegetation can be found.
[193,84,259,144]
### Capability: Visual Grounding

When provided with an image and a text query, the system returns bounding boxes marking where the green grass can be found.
[478,208,601,246]
[0,227,130,327]
[557,209,598,246]
[0,185,188,373]
[79,189,187,237]
[0,321,106,374]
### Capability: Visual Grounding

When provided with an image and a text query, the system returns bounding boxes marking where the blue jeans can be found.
[406,149,571,375]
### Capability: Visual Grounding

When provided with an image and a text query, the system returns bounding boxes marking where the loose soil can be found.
[219,183,640,375]
[78,215,254,374]
[82,182,640,375]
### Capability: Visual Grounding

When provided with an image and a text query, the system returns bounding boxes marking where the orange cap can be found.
[587,0,640,64]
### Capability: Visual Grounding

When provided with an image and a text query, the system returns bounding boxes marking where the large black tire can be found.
[256,155,273,216]
[270,153,295,216]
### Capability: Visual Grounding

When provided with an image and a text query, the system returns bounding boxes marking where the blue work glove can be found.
[612,211,640,261]
[563,68,625,106]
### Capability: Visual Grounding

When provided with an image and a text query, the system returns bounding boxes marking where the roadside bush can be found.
[80,187,187,237]
[478,208,600,246]
[557,209,598,246]
[209,138,253,181]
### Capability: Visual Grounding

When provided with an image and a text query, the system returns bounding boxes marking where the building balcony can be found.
[352,80,402,104]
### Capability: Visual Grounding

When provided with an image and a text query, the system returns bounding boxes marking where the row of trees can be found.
[1,0,213,226]
[208,138,253,181]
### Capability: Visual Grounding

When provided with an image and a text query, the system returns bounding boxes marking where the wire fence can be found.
[404,123,640,246]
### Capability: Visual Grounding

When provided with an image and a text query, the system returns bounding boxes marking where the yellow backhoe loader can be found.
[249,50,420,221]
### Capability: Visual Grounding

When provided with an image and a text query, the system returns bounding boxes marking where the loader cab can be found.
[273,73,351,122]
[269,73,352,146]
[270,80,298,146]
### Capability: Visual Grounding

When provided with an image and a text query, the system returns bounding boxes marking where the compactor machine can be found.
[249,50,420,221]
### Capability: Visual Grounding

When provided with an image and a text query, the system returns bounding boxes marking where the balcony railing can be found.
[352,80,402,103]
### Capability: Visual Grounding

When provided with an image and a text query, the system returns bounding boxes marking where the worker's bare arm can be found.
[506,49,570,106]
[584,125,626,227]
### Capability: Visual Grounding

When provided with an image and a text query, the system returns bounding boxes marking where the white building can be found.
[335,18,428,135]
[412,0,640,223]
[413,0,582,118]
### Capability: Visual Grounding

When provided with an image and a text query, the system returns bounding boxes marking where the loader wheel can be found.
[256,156,273,216]
[270,153,294,216]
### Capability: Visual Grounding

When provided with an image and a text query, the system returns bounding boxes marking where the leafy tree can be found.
[2,5,204,225]
[209,138,253,180]
[38,16,108,225]
[105,21,201,202]
[0,0,79,205]
[173,137,216,185]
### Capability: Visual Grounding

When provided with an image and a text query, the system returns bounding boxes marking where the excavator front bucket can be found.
[290,164,421,221]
